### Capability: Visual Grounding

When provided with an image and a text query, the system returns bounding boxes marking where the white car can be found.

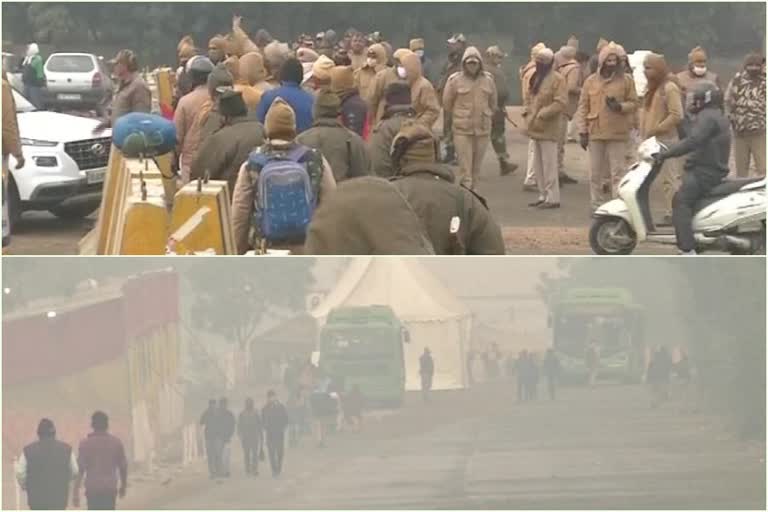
[5,88,110,229]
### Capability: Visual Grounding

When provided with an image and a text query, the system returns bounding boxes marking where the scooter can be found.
[590,137,766,255]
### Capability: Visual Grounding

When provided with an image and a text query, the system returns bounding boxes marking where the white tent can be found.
[311,258,472,391]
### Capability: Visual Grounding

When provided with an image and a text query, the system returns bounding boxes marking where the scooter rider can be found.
[655,81,730,254]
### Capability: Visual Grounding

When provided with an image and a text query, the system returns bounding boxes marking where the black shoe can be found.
[500,161,518,176]
[522,184,538,192]
[538,202,561,209]
[528,199,545,207]
[560,173,578,184]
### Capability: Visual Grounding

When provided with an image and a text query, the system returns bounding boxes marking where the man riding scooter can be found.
[654,81,730,254]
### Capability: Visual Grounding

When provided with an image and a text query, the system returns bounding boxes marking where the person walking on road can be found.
[437,34,467,164]
[16,418,78,510]
[218,398,236,478]
[485,45,518,176]
[262,390,290,477]
[199,399,221,479]
[238,398,264,476]
[586,341,600,387]
[21,43,45,108]
[419,347,435,403]
[554,45,583,185]
[647,346,674,408]
[543,348,562,400]
[725,52,766,177]
[442,46,498,190]
[93,50,151,135]
[73,412,128,510]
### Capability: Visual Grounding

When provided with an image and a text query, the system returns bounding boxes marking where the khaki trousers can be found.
[733,131,766,177]
[524,139,536,186]
[454,134,490,190]
[588,140,627,211]
[658,135,682,218]
[532,139,560,204]
[557,114,568,175]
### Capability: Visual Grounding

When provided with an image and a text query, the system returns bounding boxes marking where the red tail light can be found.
[92,73,102,89]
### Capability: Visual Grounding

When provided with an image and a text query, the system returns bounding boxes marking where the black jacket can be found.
[237,409,264,443]
[340,91,369,138]
[23,439,73,510]
[262,401,290,435]
[666,106,731,179]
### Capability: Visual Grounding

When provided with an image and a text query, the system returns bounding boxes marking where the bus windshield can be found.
[320,326,397,359]
[555,314,632,357]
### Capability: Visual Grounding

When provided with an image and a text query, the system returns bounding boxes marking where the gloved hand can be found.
[652,150,668,166]
[579,133,589,151]
[606,96,622,113]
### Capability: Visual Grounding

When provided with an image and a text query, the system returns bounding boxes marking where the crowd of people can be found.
[3,17,764,254]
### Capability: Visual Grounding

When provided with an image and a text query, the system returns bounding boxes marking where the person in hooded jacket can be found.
[192,90,265,194]
[521,43,546,191]
[369,82,417,177]
[235,51,273,112]
[296,90,371,183]
[409,38,435,85]
[355,43,388,108]
[524,47,568,209]
[485,45,518,176]
[676,47,721,103]
[208,35,229,66]
[369,48,414,123]
[640,53,684,222]
[389,121,505,254]
[437,34,468,164]
[175,56,214,183]
[442,46,498,190]
[400,52,440,129]
[304,176,435,255]
[725,52,766,177]
[331,66,369,138]
[577,42,639,212]
[555,45,583,184]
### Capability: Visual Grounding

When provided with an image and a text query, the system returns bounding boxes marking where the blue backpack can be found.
[112,113,177,158]
[247,145,316,243]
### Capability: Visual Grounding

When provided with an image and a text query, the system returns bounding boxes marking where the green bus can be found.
[318,305,409,406]
[550,288,646,383]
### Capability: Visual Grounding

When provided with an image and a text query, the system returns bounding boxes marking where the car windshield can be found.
[12,89,36,113]
[47,55,95,73]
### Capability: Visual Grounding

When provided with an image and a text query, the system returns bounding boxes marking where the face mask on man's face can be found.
[746,66,762,77]
[366,57,377,68]
[692,65,707,77]
[415,50,425,59]
[397,66,407,79]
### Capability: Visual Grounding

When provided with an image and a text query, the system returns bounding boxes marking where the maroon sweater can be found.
[77,432,127,494]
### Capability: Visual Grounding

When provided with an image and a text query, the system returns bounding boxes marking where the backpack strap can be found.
[286,144,311,163]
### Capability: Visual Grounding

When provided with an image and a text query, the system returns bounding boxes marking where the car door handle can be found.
[47,79,57,83]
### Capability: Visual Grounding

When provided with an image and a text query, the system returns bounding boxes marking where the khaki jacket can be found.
[402,53,440,128]
[296,118,372,182]
[576,48,638,141]
[354,44,387,106]
[442,47,498,137]
[558,61,582,118]
[392,163,505,255]
[234,84,263,112]
[231,140,336,254]
[640,80,683,141]
[519,60,537,104]
[675,69,721,99]
[2,78,22,160]
[304,176,434,255]
[523,70,568,141]
[174,86,210,173]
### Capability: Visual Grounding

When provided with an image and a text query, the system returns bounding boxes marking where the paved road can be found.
[4,108,680,255]
[126,383,764,510]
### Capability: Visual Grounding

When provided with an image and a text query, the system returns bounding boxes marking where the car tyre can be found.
[49,203,98,220]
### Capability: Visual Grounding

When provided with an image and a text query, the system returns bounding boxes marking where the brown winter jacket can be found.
[523,70,568,142]
[304,176,435,255]
[235,52,273,111]
[392,163,505,255]
[576,43,639,141]
[519,60,537,104]
[557,59,582,118]
[296,118,371,182]
[369,107,416,178]
[191,117,266,194]
[442,47,498,137]
[175,86,211,174]
[675,69,721,101]
[354,44,387,106]
[640,57,683,141]
[402,53,440,128]
[2,77,22,162]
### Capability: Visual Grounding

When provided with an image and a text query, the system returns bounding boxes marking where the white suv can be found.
[5,88,111,229]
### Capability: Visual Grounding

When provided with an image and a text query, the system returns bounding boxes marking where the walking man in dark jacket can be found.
[199,399,220,479]
[238,398,264,476]
[262,390,290,477]
[73,412,128,510]
[218,398,236,478]
[419,348,435,403]
[16,418,78,510]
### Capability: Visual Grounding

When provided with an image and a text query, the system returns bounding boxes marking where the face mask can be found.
[397,66,407,79]
[415,50,425,59]
[693,66,707,77]
[602,64,617,75]
[366,57,376,68]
